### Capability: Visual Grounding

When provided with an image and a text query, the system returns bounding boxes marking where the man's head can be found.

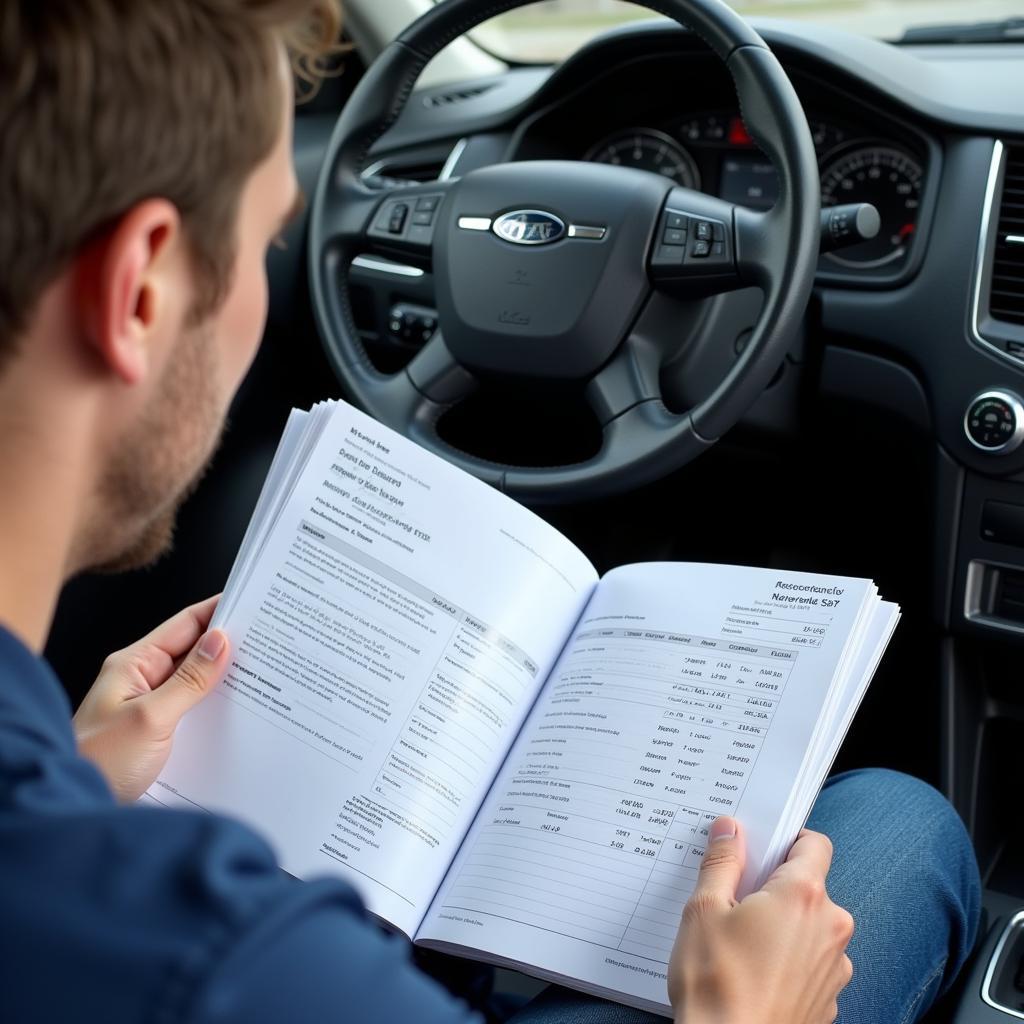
[0,0,340,574]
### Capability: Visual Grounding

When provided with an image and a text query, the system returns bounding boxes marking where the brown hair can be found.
[0,0,342,362]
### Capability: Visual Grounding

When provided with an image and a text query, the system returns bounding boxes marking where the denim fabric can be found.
[509,769,981,1024]
[812,769,981,1024]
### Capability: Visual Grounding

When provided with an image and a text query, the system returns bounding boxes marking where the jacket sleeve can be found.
[189,875,481,1024]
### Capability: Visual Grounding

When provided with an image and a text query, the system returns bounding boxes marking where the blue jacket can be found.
[0,624,476,1023]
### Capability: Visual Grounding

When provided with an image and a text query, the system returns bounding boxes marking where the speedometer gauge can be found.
[585,129,700,190]
[820,146,923,268]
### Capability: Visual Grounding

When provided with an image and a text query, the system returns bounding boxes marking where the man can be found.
[0,3,979,1023]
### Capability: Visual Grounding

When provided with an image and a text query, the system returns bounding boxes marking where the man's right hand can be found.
[668,817,854,1024]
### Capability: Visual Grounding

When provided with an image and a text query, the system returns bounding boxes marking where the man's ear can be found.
[77,199,184,385]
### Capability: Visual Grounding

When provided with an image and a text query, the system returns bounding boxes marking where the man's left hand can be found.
[73,596,230,802]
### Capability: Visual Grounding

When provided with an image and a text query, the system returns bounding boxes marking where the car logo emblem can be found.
[493,210,566,246]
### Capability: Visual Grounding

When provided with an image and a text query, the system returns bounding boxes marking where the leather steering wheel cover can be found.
[308,0,819,501]
[692,44,820,441]
[396,0,765,63]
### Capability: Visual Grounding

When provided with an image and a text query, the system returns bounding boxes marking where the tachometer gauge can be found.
[820,146,923,268]
[585,129,701,190]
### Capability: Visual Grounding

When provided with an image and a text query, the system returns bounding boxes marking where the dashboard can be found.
[329,22,1024,660]
[336,22,1024,481]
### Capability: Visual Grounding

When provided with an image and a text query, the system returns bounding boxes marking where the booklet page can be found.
[762,596,899,879]
[418,562,882,1011]
[150,403,597,935]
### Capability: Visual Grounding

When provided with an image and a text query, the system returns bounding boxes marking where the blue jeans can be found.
[507,769,981,1024]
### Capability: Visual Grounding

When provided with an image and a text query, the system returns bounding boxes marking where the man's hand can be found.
[669,817,854,1024]
[72,596,230,803]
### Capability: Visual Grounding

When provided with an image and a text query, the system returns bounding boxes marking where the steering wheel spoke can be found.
[361,180,456,264]
[586,335,662,427]
[406,332,478,406]
[345,339,475,456]
[321,176,457,270]
[732,205,789,289]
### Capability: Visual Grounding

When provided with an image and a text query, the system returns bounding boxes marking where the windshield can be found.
[466,0,1024,61]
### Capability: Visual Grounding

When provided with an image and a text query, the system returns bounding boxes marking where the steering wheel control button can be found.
[388,303,438,347]
[369,194,447,246]
[650,206,732,281]
[653,244,685,267]
[388,203,408,234]
[964,390,1024,453]
[373,205,394,232]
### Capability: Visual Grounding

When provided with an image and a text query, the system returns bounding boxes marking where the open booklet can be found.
[147,399,899,1016]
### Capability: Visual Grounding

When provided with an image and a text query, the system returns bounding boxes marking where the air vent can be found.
[423,83,496,109]
[966,560,1024,633]
[361,155,448,189]
[994,566,1024,622]
[989,145,1024,327]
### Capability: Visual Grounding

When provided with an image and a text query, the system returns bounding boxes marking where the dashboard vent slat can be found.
[988,145,1024,327]
[374,160,445,184]
[360,156,448,188]
[423,83,496,108]
[995,568,1024,623]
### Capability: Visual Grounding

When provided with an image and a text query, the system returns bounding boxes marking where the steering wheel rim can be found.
[308,0,820,503]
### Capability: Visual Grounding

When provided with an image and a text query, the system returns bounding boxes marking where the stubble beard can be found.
[85,319,225,574]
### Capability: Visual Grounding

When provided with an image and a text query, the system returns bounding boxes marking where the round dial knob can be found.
[964,390,1024,453]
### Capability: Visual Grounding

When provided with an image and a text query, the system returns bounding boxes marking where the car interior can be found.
[44,0,1024,1019]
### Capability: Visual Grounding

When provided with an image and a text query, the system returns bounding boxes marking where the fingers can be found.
[88,596,224,710]
[685,816,747,918]
[108,596,222,690]
[761,829,834,900]
[138,595,221,660]
[784,829,834,877]
[141,628,230,733]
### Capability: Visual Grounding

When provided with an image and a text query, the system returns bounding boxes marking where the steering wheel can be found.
[308,0,819,503]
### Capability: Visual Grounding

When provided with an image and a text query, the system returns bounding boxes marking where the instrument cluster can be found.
[583,112,924,271]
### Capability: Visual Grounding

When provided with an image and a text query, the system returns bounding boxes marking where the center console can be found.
[956,894,1024,1022]
[943,399,1024,1021]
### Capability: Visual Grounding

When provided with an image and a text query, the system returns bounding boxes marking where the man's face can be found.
[91,57,300,573]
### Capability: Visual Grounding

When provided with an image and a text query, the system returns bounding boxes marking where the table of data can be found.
[441,625,798,963]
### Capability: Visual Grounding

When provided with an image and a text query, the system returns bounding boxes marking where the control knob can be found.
[964,390,1024,453]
